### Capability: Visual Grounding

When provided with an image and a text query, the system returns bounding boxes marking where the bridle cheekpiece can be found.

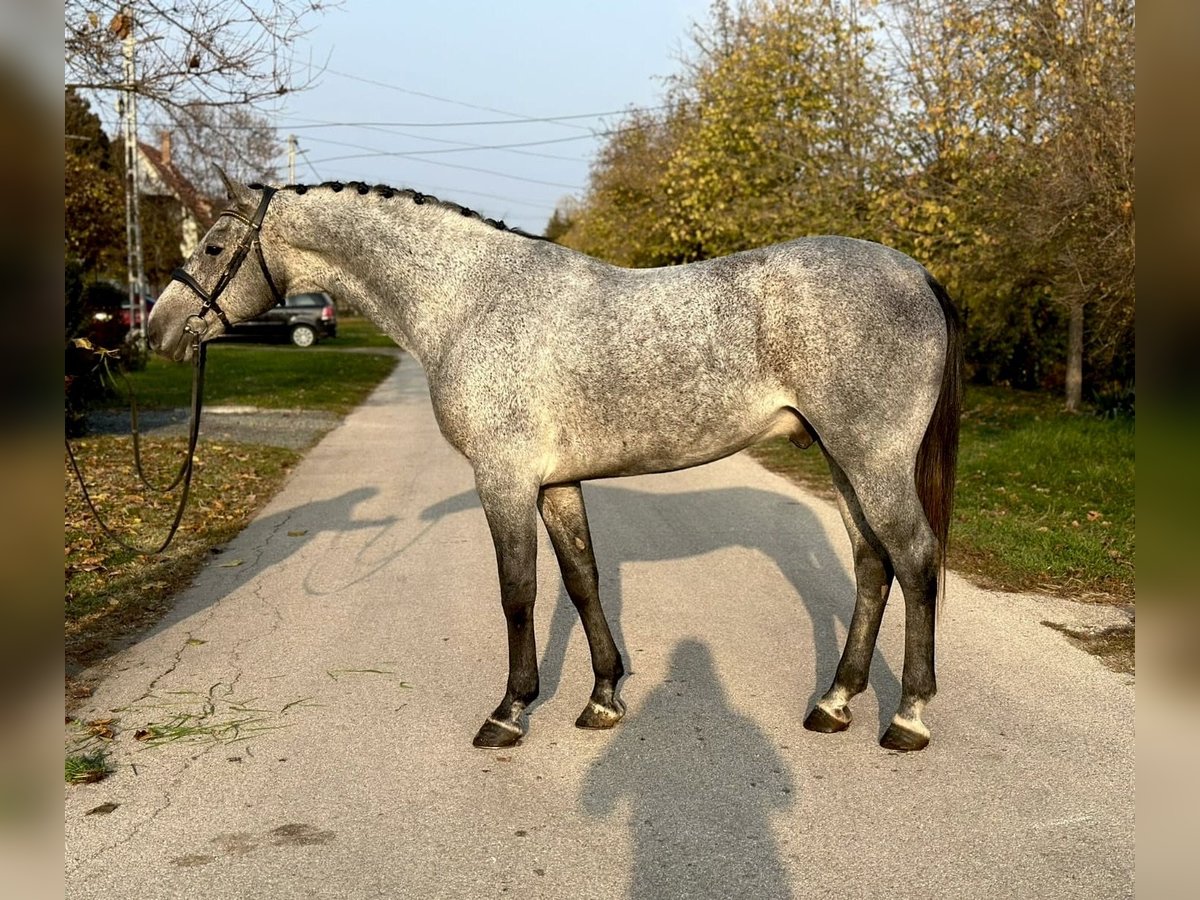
[171,186,286,336]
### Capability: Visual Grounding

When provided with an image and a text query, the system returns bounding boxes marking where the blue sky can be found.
[266,0,712,233]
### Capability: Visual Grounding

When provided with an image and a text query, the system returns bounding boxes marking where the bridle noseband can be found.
[171,186,286,336]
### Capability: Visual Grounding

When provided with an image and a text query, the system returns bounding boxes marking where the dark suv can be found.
[224,292,337,346]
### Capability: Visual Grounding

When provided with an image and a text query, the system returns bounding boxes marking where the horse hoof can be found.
[472,716,524,749]
[879,720,930,752]
[804,704,851,733]
[575,697,625,730]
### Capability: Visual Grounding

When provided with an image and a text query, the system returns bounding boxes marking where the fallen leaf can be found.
[286,530,308,537]
[87,718,117,740]
[85,802,119,816]
[1086,510,1102,521]
[216,559,245,568]
[134,729,151,741]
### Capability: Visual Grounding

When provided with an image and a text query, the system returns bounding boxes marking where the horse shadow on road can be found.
[68,486,398,678]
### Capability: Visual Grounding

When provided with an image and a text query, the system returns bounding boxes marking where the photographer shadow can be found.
[580,638,797,900]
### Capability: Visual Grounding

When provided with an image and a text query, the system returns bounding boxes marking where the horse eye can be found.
[205,244,223,256]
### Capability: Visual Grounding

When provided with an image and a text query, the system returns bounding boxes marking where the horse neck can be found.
[268,190,513,370]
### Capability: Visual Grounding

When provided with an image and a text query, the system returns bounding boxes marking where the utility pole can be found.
[288,134,297,183]
[115,4,148,344]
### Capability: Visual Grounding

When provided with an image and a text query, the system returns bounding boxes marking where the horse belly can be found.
[545,396,802,483]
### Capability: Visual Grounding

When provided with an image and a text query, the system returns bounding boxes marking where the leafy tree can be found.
[660,0,891,258]
[64,89,124,275]
[560,107,688,266]
[886,0,1134,407]
[543,199,578,243]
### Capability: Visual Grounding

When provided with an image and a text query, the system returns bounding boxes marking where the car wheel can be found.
[290,324,317,347]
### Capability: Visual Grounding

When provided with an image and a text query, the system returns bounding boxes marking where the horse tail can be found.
[915,270,964,605]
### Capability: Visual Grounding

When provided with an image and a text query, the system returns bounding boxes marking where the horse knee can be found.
[499,574,536,617]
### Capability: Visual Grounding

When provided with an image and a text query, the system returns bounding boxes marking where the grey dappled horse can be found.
[148,173,963,752]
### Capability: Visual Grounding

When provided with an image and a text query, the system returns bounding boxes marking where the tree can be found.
[563,1,891,266]
[64,89,124,274]
[169,105,283,199]
[885,0,1135,408]
[998,0,1135,409]
[65,1,331,183]
[560,107,688,266]
[660,0,890,259]
[543,197,580,243]
[65,1,334,116]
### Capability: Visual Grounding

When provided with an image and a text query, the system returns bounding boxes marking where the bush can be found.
[65,269,138,435]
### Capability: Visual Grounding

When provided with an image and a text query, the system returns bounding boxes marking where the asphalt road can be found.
[65,358,1134,899]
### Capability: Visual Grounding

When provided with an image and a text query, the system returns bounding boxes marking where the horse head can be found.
[147,168,287,361]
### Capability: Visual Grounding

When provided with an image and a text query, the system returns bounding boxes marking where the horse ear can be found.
[214,166,251,205]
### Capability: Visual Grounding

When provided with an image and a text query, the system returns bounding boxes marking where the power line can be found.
[300,131,594,158]
[277,109,650,129]
[297,146,322,182]
[323,67,597,132]
[305,147,583,190]
[283,119,590,161]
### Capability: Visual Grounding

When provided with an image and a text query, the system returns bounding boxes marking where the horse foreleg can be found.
[538,483,626,729]
[805,457,894,734]
[472,473,540,749]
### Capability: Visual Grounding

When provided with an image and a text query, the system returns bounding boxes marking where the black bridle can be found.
[170,186,286,336]
[67,188,286,555]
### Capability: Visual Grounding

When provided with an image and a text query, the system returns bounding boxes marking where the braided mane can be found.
[247,180,549,241]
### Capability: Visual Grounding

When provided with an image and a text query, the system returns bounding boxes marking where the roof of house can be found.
[137,141,215,227]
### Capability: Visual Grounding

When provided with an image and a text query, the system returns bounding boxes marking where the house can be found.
[135,131,214,259]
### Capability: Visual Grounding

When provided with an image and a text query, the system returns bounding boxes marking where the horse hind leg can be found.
[845,459,940,752]
[471,471,542,749]
[538,483,626,729]
[804,455,895,735]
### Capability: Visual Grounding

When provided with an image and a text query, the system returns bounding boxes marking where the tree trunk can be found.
[1065,299,1084,412]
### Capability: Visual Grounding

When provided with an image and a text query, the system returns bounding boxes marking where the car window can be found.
[287,294,326,308]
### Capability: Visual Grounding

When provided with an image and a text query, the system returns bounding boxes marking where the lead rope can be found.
[66,331,208,555]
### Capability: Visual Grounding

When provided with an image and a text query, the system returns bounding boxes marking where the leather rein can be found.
[67,188,284,555]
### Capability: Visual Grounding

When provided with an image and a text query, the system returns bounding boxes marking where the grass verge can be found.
[748,386,1134,603]
[101,342,397,413]
[329,315,400,348]
[66,436,300,680]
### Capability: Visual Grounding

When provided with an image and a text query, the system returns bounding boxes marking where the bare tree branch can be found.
[64,1,338,116]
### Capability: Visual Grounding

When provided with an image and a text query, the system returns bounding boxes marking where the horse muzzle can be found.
[146,297,210,362]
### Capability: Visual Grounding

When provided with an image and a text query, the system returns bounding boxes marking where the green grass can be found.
[329,315,400,348]
[748,386,1134,601]
[102,342,398,414]
[65,750,111,784]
